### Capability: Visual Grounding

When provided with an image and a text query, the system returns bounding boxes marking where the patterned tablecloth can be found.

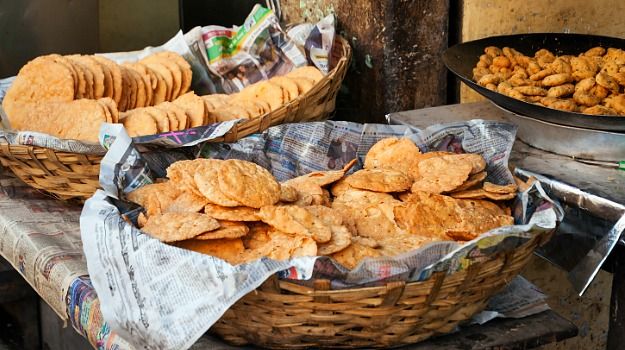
[0,168,129,349]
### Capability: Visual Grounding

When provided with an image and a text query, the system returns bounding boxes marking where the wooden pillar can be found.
[281,0,450,123]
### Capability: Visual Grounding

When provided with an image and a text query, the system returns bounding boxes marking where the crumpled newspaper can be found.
[184,5,334,94]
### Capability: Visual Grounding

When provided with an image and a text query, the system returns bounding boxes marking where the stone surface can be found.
[523,256,611,350]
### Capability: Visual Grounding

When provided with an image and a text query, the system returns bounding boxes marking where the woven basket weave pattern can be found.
[0,143,102,200]
[212,229,552,349]
[0,37,352,200]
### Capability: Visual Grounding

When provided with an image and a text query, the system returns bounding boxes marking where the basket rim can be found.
[268,228,548,296]
[213,225,547,348]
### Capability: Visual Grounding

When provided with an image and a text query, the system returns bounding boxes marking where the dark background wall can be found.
[179,0,259,31]
[0,0,99,78]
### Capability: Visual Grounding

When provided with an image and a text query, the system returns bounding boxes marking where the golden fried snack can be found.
[535,48,554,58]
[477,74,500,87]
[590,85,609,99]
[537,55,556,69]
[550,99,579,112]
[572,70,596,81]
[548,58,572,74]
[604,95,625,114]
[575,77,596,93]
[525,95,542,103]
[492,56,511,68]
[585,47,606,57]
[529,69,552,81]
[602,61,620,75]
[540,96,559,107]
[547,84,574,98]
[611,72,625,86]
[477,54,492,68]
[596,72,619,93]
[484,46,503,58]
[502,47,518,65]
[508,74,529,87]
[497,82,525,100]
[582,105,617,115]
[527,59,542,75]
[472,45,625,116]
[473,67,492,81]
[604,48,625,64]
[570,56,597,80]
[542,73,573,87]
[514,86,547,96]
[573,91,601,107]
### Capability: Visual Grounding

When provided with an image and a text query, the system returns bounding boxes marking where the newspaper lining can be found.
[472,276,550,324]
[287,14,336,74]
[81,120,562,350]
[0,170,88,320]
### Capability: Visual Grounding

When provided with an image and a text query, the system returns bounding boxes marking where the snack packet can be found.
[200,4,308,93]
[288,14,336,74]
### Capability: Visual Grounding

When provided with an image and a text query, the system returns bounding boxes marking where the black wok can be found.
[443,33,625,132]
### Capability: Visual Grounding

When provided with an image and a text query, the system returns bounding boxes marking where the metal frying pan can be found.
[443,33,625,132]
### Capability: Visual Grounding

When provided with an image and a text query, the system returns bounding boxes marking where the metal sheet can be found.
[515,168,625,295]
[496,106,625,163]
[443,33,625,132]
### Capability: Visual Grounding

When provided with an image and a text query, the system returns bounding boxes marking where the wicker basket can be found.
[0,36,352,201]
[212,228,554,349]
[0,143,103,200]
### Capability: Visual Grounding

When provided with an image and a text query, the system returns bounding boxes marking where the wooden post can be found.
[281,0,450,123]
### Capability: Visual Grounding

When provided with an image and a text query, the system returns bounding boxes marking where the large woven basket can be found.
[0,36,351,201]
[212,228,554,349]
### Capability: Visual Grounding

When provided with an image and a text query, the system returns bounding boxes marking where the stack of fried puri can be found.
[120,92,208,137]
[2,56,324,141]
[120,66,325,137]
[127,137,517,270]
[473,46,625,116]
[2,51,192,142]
[4,98,119,142]
[200,66,323,123]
